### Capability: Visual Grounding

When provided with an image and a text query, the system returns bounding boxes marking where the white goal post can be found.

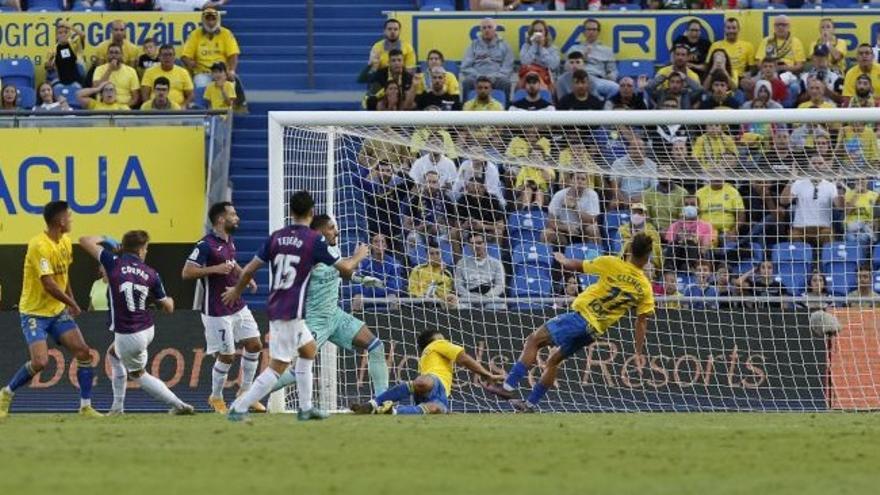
[267,108,880,413]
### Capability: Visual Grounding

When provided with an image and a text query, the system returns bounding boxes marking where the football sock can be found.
[240,351,260,393]
[295,357,314,411]
[7,361,36,392]
[504,361,529,391]
[76,359,94,407]
[232,368,279,413]
[270,367,296,393]
[137,373,184,409]
[527,382,548,406]
[211,360,231,398]
[366,338,389,394]
[375,382,411,404]
[108,353,127,410]
[395,405,424,415]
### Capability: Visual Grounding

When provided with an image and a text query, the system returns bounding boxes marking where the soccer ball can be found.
[809,310,841,337]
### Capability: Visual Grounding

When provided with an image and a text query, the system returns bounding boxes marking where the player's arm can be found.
[156,296,174,314]
[233,261,258,292]
[633,312,650,367]
[152,275,174,313]
[456,351,505,383]
[40,276,79,313]
[221,257,264,306]
[553,252,587,272]
[181,242,232,280]
[79,235,119,261]
[331,243,370,280]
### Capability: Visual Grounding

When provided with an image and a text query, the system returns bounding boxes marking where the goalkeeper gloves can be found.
[352,274,385,288]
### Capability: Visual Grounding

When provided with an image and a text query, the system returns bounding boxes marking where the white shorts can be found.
[114,327,154,372]
[268,319,315,363]
[202,306,260,355]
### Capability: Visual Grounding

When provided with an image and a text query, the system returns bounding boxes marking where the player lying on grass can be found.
[270,214,389,396]
[483,232,655,412]
[80,231,195,415]
[351,329,504,415]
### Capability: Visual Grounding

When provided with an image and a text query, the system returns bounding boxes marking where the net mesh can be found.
[271,111,880,412]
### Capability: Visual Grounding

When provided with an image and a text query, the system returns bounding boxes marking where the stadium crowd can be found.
[352,15,880,309]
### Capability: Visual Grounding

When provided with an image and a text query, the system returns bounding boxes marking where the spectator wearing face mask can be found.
[618,203,663,270]
[665,198,717,272]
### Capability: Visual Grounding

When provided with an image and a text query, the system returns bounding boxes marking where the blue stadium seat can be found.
[463,242,502,261]
[511,241,553,267]
[517,2,548,10]
[617,60,655,80]
[509,264,553,300]
[873,241,880,270]
[607,3,642,10]
[873,271,880,293]
[602,210,629,254]
[565,242,602,287]
[0,58,35,90]
[419,0,455,10]
[54,84,82,109]
[511,88,553,104]
[720,241,764,275]
[25,0,63,10]
[407,238,455,268]
[507,208,547,245]
[820,241,864,296]
[676,272,695,292]
[16,86,36,109]
[772,242,813,295]
[749,0,771,7]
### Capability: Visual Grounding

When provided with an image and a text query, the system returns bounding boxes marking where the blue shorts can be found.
[545,312,595,358]
[20,311,78,346]
[414,374,449,413]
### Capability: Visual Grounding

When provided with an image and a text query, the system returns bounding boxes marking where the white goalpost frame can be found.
[266,108,880,414]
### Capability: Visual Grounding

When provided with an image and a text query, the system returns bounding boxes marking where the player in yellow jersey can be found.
[0,201,103,418]
[484,233,655,412]
[350,329,503,415]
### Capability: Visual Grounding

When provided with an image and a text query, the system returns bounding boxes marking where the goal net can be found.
[267,109,880,413]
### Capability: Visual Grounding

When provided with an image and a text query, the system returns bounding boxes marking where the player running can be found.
[351,329,503,415]
[483,232,655,412]
[270,214,389,396]
[182,202,264,414]
[80,231,195,415]
[222,191,369,422]
[0,201,102,418]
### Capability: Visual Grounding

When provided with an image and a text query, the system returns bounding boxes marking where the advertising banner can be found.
[0,308,830,413]
[828,309,880,410]
[0,126,205,244]
[390,9,880,66]
[0,12,201,83]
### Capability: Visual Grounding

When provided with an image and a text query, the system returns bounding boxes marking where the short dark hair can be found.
[153,76,170,88]
[122,230,150,254]
[417,329,442,353]
[43,200,69,226]
[289,190,315,217]
[310,213,333,230]
[384,18,401,29]
[159,43,174,53]
[711,75,729,87]
[572,69,589,82]
[476,75,492,85]
[567,51,585,60]
[208,201,233,225]
[388,48,403,58]
[630,232,654,260]
[427,49,445,62]
[584,18,600,31]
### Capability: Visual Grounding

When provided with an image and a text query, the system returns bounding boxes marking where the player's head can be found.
[310,214,338,246]
[629,231,653,268]
[417,329,443,353]
[208,201,239,233]
[289,190,316,224]
[121,230,150,259]
[43,200,71,233]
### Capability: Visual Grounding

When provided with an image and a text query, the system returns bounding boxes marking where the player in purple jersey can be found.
[182,202,265,414]
[222,191,369,422]
[80,231,194,415]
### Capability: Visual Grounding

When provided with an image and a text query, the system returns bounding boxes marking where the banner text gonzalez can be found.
[0,126,205,244]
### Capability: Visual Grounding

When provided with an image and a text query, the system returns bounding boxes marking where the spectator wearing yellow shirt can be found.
[415,50,460,96]
[369,19,417,73]
[654,45,701,90]
[203,62,237,110]
[181,8,241,88]
[94,20,141,67]
[463,76,503,111]
[515,151,555,208]
[808,19,847,75]
[76,81,130,111]
[707,18,755,85]
[755,15,806,74]
[843,44,880,100]
[141,77,182,111]
[844,178,879,246]
[798,77,836,109]
[93,44,140,107]
[618,203,663,270]
[692,124,738,170]
[141,44,194,108]
[837,121,880,162]
[695,179,745,242]
[409,244,457,308]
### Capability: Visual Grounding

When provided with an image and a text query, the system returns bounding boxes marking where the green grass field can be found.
[1,413,878,495]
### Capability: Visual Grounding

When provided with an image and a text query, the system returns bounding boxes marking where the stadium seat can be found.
[617,60,655,80]
[25,0,62,10]
[749,0,770,7]
[53,83,82,109]
[511,241,553,267]
[193,85,207,109]
[565,243,602,287]
[16,86,36,109]
[419,0,455,11]
[0,58,35,90]
[820,241,864,296]
[607,3,642,10]
[771,242,813,295]
[507,208,547,245]
[602,210,630,254]
[517,2,548,10]
[719,241,764,275]
[511,88,553,104]
[509,264,554,307]
[407,238,455,268]
[462,242,502,261]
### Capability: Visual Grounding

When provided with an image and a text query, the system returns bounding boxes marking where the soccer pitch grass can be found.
[1,413,877,495]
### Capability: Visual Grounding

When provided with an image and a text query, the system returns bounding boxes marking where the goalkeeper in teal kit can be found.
[272,214,389,395]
